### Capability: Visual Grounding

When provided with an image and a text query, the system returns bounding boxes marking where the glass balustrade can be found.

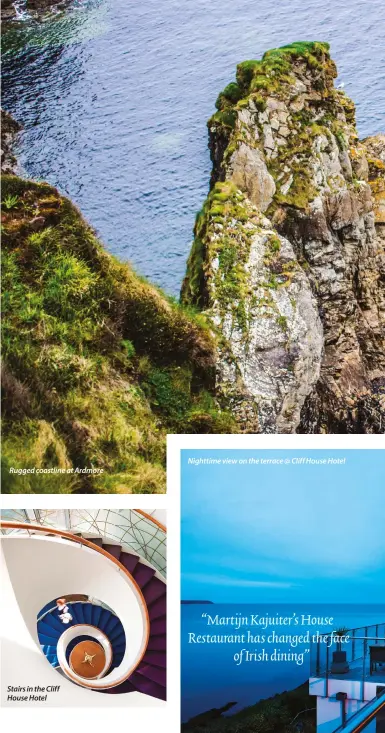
[310,624,385,684]
[0,508,166,576]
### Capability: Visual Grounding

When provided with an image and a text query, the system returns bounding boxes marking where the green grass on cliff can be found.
[212,41,334,129]
[1,175,236,493]
[181,182,300,335]
[182,180,256,331]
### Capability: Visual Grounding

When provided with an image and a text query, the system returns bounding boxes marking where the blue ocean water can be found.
[181,603,385,721]
[2,0,385,295]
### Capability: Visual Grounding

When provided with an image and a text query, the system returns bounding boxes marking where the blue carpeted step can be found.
[83,603,92,624]
[110,640,125,658]
[45,654,59,667]
[69,603,80,623]
[38,632,60,646]
[42,642,57,654]
[41,612,66,634]
[103,614,120,636]
[111,633,125,650]
[42,645,58,662]
[91,604,102,628]
[37,619,62,639]
[42,644,57,654]
[108,625,125,644]
[45,655,58,666]
[111,632,125,647]
[37,601,127,680]
[72,602,85,624]
[38,600,57,618]
[98,608,112,632]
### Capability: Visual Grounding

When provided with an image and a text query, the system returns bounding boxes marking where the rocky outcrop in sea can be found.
[1,0,73,23]
[182,42,385,433]
[1,109,21,174]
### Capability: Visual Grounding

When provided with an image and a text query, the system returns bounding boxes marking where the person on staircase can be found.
[56,598,73,624]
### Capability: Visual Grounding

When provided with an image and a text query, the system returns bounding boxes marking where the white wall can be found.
[311,676,382,704]
[316,693,378,733]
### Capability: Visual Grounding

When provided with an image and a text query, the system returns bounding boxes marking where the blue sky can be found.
[181,450,385,603]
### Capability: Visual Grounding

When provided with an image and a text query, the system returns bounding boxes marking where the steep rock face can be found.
[1,109,21,174]
[1,0,73,23]
[182,181,323,433]
[182,42,385,433]
[1,0,18,21]
[25,0,72,15]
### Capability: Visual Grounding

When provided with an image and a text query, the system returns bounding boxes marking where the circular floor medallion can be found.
[69,640,106,679]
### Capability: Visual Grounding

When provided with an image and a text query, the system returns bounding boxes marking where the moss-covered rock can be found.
[1,109,21,174]
[363,134,385,224]
[183,41,385,433]
[182,181,323,433]
[1,175,236,493]
[1,0,74,23]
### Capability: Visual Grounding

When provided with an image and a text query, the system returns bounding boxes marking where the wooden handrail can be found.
[0,521,151,690]
[135,509,166,533]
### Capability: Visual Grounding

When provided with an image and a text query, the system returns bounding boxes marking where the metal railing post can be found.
[316,639,320,676]
[362,630,367,702]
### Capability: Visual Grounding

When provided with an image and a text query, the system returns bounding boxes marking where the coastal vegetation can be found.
[182,682,316,732]
[1,174,235,493]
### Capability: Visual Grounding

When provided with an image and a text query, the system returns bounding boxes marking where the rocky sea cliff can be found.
[1,42,384,492]
[1,0,72,22]
[182,42,385,434]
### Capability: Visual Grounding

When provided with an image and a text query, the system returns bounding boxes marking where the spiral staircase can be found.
[38,601,126,672]
[0,518,166,701]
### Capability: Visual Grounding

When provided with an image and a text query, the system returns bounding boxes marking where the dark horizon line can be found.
[181,600,214,604]
[181,599,385,605]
